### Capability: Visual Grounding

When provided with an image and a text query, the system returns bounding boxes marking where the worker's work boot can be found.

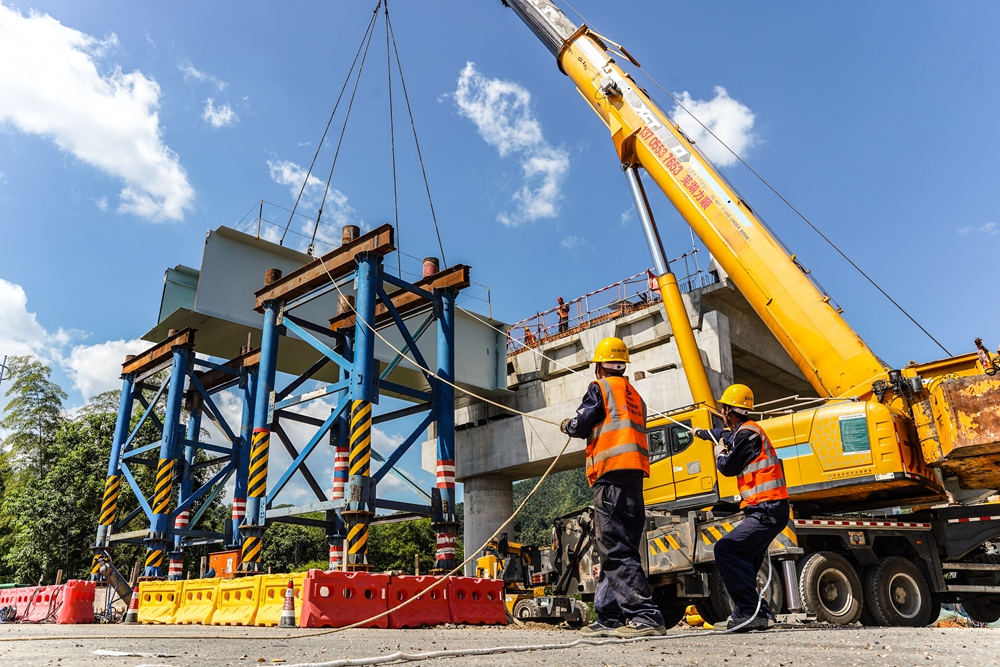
[714,614,773,632]
[612,619,667,638]
[579,621,619,637]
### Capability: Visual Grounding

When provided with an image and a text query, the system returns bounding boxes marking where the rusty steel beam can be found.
[122,328,196,376]
[195,348,261,394]
[253,224,395,311]
[328,264,471,331]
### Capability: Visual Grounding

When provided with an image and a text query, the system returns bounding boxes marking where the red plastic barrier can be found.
[56,580,96,624]
[299,570,390,629]
[21,585,63,623]
[0,588,25,620]
[447,577,505,625]
[386,575,450,629]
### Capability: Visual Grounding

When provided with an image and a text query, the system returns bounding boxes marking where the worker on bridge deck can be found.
[561,336,666,638]
[694,383,789,632]
[557,296,570,333]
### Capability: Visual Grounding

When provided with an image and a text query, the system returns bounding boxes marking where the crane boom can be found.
[503,0,887,399]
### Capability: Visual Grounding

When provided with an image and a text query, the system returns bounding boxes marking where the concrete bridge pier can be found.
[462,474,514,575]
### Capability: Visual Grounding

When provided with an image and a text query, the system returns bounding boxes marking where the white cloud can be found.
[203,98,237,128]
[267,159,357,252]
[450,62,569,226]
[0,279,145,399]
[620,207,633,225]
[957,226,972,235]
[65,338,149,398]
[560,235,586,249]
[0,3,194,221]
[670,86,757,167]
[94,196,108,211]
[981,222,998,236]
[179,63,227,91]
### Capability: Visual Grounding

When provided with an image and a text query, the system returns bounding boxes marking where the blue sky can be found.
[1,1,998,501]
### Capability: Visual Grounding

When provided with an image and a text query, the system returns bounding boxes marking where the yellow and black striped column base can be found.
[343,400,374,570]
[99,474,121,527]
[249,428,270,499]
[145,549,165,572]
[153,459,175,515]
[239,525,265,571]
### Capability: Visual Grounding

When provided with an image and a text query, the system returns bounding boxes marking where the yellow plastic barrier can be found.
[137,580,183,625]
[211,575,261,626]
[174,578,220,625]
[255,572,306,627]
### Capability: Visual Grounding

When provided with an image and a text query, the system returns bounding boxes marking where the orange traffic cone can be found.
[123,586,140,624]
[279,580,296,628]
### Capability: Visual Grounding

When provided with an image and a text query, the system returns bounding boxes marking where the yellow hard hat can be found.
[593,337,630,364]
[719,384,754,410]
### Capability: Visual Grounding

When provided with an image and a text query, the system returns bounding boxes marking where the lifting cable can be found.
[384,0,400,277]
[280,1,382,249]
[557,1,951,357]
[385,7,448,268]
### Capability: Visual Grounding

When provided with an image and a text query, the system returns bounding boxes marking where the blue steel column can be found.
[431,289,458,571]
[169,404,200,580]
[240,269,282,572]
[343,254,379,571]
[144,344,191,577]
[230,365,256,548]
[328,336,351,570]
[91,372,136,574]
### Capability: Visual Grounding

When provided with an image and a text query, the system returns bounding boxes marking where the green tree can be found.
[1,414,111,581]
[511,468,591,547]
[260,520,329,573]
[0,355,67,476]
[368,518,437,574]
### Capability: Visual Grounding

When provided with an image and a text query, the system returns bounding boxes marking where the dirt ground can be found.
[0,622,997,667]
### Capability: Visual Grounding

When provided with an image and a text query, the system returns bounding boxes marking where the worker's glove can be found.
[694,429,710,440]
[713,443,727,459]
[560,418,571,435]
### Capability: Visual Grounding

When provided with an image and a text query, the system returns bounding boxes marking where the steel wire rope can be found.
[555,1,951,357]
[280,0,382,247]
[386,11,447,268]
[308,6,381,256]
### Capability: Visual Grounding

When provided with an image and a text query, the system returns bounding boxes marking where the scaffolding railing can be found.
[507,250,714,354]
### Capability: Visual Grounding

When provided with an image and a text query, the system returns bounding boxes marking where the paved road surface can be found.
[0,623,995,667]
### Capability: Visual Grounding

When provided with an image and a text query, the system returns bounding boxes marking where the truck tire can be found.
[862,556,931,627]
[926,600,942,626]
[963,598,1000,624]
[856,566,878,626]
[567,599,590,627]
[707,561,785,622]
[513,598,539,621]
[652,587,687,629]
[797,551,863,625]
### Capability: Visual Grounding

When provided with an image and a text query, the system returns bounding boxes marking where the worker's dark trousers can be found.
[593,478,664,628]
[713,500,790,620]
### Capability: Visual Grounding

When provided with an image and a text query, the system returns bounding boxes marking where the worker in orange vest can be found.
[561,337,665,638]
[556,296,570,333]
[694,383,789,631]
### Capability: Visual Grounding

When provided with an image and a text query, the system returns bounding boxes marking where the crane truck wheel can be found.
[962,598,1000,624]
[652,587,687,629]
[513,598,540,621]
[706,562,785,623]
[797,551,863,625]
[856,566,881,627]
[862,556,932,627]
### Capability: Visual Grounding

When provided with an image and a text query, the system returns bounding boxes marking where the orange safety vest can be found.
[585,377,650,485]
[735,421,789,507]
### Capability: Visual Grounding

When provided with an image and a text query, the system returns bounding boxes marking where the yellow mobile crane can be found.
[502,0,1000,628]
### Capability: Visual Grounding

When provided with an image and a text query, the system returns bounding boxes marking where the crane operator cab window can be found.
[648,421,695,464]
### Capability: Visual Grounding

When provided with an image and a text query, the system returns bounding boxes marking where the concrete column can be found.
[461,474,514,576]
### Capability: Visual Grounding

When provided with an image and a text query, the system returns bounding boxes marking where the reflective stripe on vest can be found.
[735,421,789,507]
[585,377,650,485]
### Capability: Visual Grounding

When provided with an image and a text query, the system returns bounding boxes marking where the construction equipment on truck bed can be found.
[502,0,1000,628]
[475,534,587,625]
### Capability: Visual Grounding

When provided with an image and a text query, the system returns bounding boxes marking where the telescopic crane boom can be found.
[503,0,1000,494]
